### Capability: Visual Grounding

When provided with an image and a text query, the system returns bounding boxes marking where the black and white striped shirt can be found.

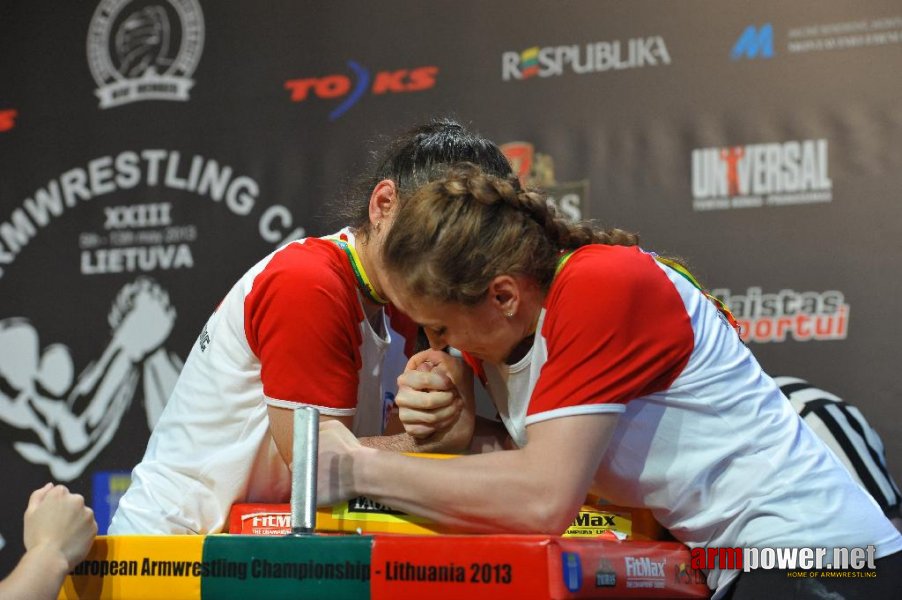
[776,376,901,515]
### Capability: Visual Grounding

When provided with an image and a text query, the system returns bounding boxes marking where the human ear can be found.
[368,179,397,227]
[488,275,520,317]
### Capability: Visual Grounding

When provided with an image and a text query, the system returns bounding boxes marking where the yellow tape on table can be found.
[59,535,203,600]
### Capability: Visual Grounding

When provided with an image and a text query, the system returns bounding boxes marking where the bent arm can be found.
[323,412,619,533]
[268,406,354,469]
[359,409,472,452]
[267,405,469,468]
[267,348,478,461]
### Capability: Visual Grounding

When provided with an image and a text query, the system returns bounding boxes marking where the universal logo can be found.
[87,0,204,109]
[691,139,832,211]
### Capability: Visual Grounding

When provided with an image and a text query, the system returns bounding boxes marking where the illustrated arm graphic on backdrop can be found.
[1,277,182,480]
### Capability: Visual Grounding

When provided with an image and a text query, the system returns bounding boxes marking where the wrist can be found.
[350,445,379,497]
[26,542,71,575]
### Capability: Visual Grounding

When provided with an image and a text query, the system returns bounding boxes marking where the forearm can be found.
[0,545,70,600]
[332,414,619,535]
[350,446,576,534]
[68,347,136,427]
[359,432,465,454]
[359,433,432,452]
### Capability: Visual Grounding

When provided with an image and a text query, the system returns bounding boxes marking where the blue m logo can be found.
[731,24,775,60]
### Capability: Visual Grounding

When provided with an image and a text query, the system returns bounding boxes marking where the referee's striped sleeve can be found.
[775,376,902,515]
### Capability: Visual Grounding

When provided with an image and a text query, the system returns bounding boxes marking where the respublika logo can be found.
[711,287,849,344]
[502,36,670,81]
[0,109,17,132]
[87,0,204,108]
[691,139,832,211]
[731,23,775,60]
[284,62,438,120]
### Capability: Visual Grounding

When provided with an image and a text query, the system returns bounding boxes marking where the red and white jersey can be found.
[110,229,416,535]
[472,245,902,596]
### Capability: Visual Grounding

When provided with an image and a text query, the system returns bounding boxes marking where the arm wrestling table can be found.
[59,408,710,599]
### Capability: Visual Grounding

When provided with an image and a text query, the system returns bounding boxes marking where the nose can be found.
[425,330,447,350]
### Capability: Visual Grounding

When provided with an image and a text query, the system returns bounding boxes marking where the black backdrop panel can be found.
[2,0,900,576]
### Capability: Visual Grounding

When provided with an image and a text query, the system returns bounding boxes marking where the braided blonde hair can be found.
[383,162,638,305]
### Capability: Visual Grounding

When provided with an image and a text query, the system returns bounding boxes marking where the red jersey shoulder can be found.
[546,245,665,311]
[254,240,358,303]
[244,239,362,352]
[530,244,693,411]
[244,238,366,409]
[543,244,689,341]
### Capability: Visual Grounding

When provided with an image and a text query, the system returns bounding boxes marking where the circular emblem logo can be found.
[87,0,204,108]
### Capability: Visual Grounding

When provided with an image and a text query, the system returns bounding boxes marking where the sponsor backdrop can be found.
[1,0,900,576]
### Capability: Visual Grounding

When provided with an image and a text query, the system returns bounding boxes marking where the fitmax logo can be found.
[284,61,438,120]
[731,24,774,60]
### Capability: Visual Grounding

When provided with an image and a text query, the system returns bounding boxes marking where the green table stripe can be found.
[201,535,372,600]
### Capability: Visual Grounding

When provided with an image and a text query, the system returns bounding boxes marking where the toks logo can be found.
[712,287,849,344]
[284,62,438,120]
[691,139,832,211]
[0,109,17,132]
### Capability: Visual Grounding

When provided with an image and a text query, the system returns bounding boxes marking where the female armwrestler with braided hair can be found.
[317,163,902,599]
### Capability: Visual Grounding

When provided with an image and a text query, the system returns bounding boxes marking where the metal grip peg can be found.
[290,406,319,535]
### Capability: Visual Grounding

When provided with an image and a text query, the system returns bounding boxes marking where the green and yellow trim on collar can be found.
[555,251,575,277]
[324,235,388,305]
